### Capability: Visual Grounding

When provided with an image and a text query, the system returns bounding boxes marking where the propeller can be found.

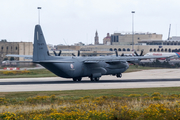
[53,50,62,56]
[134,51,139,56]
[115,50,118,57]
[139,49,144,56]
[134,49,144,56]
[57,50,62,56]
[47,51,50,56]
[77,50,80,56]
[72,53,76,56]
[53,51,57,56]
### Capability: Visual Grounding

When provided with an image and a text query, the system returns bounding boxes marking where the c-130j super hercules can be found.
[7,25,172,81]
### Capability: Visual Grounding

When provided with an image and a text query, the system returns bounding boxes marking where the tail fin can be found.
[33,25,49,62]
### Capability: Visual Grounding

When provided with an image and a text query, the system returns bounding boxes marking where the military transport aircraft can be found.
[6,25,173,81]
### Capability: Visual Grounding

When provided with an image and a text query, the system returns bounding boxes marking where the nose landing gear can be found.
[90,77,100,81]
[116,73,122,78]
[73,77,82,81]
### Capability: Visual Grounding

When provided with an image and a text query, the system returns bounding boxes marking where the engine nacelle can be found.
[92,73,101,78]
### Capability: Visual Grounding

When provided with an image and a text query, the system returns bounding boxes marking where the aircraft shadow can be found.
[0,78,180,85]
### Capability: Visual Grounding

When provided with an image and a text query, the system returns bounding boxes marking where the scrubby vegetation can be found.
[0,65,173,79]
[1,91,180,119]
[1,70,31,75]
[0,69,56,78]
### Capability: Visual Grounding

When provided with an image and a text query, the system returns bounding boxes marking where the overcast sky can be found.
[0,0,179,45]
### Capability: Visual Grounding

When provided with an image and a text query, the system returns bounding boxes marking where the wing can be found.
[83,58,126,64]
[6,54,74,63]
[6,54,33,59]
[131,55,174,60]
[35,60,74,63]
[120,55,174,63]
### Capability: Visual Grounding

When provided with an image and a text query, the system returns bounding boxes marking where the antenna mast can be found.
[168,24,171,40]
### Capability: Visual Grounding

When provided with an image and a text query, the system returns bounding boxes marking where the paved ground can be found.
[1,68,180,92]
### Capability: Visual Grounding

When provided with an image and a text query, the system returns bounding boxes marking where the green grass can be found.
[0,69,56,78]
[125,65,165,72]
[0,65,171,79]
[1,87,180,101]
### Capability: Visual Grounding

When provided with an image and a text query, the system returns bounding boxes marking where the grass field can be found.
[1,87,180,119]
[0,69,56,78]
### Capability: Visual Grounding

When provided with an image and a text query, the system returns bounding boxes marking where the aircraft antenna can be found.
[37,7,42,25]
[168,24,171,40]
[63,38,68,45]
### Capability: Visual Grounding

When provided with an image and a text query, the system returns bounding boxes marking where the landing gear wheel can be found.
[77,77,82,81]
[90,77,94,81]
[90,77,100,81]
[73,78,77,81]
[95,77,99,81]
[116,73,122,78]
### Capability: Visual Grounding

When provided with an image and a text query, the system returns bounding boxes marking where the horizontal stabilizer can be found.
[34,60,74,63]
[7,61,33,63]
[6,54,33,59]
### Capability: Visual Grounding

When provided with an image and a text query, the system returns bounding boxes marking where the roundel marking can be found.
[70,64,74,69]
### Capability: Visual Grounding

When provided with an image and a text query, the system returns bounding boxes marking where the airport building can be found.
[2,31,180,63]
[110,32,162,45]
[54,32,180,56]
[0,40,33,62]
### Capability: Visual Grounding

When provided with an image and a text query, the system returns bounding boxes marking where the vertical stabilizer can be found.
[33,25,49,62]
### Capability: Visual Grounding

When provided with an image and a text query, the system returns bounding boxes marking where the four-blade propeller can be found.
[53,50,62,56]
[134,49,144,56]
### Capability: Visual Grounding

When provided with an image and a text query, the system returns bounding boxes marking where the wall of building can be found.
[111,33,162,45]
[0,41,33,63]
[56,45,81,51]
[0,42,19,62]
[19,42,33,61]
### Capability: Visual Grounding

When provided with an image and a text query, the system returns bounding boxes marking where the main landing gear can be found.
[90,76,100,81]
[116,73,122,78]
[73,77,82,81]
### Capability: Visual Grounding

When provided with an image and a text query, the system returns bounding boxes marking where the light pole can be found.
[131,11,135,51]
[37,7,42,25]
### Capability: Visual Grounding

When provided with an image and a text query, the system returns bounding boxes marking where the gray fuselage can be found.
[38,56,129,78]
